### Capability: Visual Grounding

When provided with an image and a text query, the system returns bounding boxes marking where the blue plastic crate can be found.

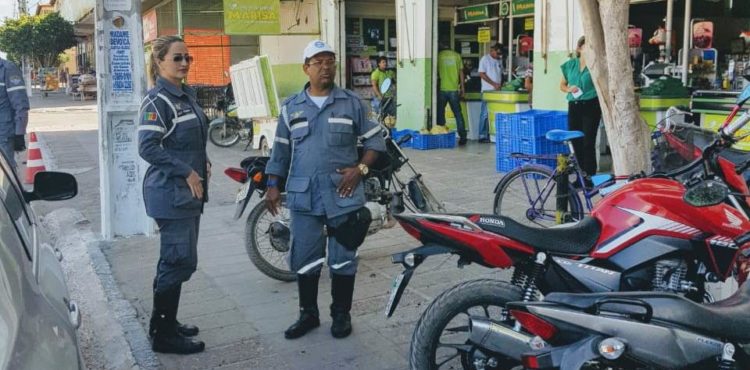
[514,137,569,155]
[496,157,515,173]
[411,131,456,150]
[511,110,568,138]
[495,113,513,138]
[495,136,513,156]
[391,128,412,148]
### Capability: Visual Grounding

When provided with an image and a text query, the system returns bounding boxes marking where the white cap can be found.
[303,40,335,62]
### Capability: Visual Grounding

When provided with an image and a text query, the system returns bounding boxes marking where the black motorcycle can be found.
[208,82,254,149]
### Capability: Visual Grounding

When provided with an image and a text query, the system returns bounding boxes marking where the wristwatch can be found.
[357,163,369,176]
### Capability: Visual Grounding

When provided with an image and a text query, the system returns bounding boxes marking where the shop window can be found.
[155,1,177,36]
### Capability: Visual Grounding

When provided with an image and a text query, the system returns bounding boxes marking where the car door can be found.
[0,160,81,369]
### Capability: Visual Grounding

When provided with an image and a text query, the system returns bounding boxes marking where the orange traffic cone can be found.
[24,132,45,184]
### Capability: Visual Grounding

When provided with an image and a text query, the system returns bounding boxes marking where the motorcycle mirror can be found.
[683,179,729,207]
[380,78,392,95]
[737,84,750,107]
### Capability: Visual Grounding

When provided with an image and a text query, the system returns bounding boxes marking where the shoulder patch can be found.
[9,75,22,85]
[143,112,157,122]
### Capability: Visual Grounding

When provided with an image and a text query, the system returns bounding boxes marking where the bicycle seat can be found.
[546,129,584,142]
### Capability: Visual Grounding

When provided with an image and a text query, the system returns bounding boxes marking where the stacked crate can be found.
[495,110,569,173]
[390,129,457,150]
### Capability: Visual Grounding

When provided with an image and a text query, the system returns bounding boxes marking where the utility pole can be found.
[95,0,151,239]
[17,0,31,97]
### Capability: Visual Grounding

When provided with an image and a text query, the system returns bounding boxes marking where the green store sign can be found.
[512,0,534,16]
[224,0,280,35]
[463,5,490,22]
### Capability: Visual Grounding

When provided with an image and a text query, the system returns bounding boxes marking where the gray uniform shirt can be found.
[266,84,386,219]
[0,59,29,138]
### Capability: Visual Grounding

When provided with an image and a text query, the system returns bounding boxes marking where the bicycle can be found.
[492,129,615,227]
[493,109,697,228]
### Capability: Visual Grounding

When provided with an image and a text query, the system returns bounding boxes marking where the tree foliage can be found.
[0,12,77,68]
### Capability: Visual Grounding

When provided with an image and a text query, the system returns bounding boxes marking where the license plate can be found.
[235,183,250,203]
[384,271,408,317]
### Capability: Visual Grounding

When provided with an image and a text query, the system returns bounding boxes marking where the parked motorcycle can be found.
[209,82,254,149]
[225,80,444,281]
[387,85,750,369]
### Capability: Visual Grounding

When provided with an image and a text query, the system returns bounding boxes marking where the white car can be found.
[0,154,82,370]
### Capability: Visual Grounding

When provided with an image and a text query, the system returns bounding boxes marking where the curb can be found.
[41,208,160,370]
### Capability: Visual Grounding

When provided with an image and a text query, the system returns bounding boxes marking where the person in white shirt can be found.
[477,43,504,143]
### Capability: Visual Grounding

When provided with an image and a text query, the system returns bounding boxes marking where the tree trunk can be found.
[578,0,651,176]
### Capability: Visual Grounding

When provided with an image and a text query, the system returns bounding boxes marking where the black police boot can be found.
[284,273,321,339]
[149,282,199,337]
[174,284,199,337]
[330,274,355,339]
[151,287,205,354]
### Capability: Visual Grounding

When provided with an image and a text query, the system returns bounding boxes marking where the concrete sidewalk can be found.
[31,106,512,369]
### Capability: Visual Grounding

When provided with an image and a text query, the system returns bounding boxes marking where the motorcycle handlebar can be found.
[721,110,750,138]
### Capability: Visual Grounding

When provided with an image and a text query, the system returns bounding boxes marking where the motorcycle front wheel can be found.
[209,121,241,147]
[245,196,296,282]
[410,279,523,370]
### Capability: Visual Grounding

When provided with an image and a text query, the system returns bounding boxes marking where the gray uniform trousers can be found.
[290,211,358,277]
[154,216,200,293]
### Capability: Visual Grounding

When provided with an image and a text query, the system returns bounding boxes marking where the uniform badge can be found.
[144,112,157,121]
[9,75,21,85]
[291,111,304,120]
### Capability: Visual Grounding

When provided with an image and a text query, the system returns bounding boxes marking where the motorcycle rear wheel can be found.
[245,196,296,282]
[209,122,241,147]
[409,279,524,370]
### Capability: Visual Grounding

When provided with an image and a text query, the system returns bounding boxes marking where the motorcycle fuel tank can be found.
[590,178,750,259]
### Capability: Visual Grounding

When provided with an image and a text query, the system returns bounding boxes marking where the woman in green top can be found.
[560,36,601,178]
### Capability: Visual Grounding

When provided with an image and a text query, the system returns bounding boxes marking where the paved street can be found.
[28,90,519,369]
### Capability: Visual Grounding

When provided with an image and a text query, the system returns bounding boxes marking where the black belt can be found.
[569,98,598,105]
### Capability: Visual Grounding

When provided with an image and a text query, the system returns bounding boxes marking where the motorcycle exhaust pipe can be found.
[469,317,534,359]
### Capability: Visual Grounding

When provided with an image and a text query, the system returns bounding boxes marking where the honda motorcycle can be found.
[387,85,750,370]
[224,113,445,281]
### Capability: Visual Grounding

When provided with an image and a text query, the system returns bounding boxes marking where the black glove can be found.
[13,135,25,152]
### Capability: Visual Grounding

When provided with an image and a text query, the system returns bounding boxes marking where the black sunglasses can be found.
[171,54,194,64]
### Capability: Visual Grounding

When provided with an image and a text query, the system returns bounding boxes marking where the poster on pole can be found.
[224,0,281,35]
[109,30,133,96]
[104,0,131,12]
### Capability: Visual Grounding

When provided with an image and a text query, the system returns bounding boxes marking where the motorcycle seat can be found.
[544,283,750,341]
[474,215,600,255]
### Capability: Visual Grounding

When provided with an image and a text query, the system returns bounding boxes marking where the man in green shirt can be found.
[436,42,466,145]
[370,56,395,114]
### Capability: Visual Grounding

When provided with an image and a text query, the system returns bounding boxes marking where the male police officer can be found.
[265,40,386,340]
[0,58,29,167]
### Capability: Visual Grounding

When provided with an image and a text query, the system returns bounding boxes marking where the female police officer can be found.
[138,35,208,354]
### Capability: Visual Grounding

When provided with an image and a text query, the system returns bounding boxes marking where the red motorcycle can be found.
[387,90,750,370]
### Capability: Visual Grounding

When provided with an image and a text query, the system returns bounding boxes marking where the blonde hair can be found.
[149,35,184,86]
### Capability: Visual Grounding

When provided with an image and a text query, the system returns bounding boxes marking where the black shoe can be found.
[330,274,355,338]
[284,273,321,340]
[150,287,205,354]
[152,332,206,354]
[458,138,467,146]
[284,309,321,339]
[176,321,199,337]
[331,312,352,338]
[478,138,491,143]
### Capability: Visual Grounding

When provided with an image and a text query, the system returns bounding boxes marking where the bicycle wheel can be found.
[493,164,583,228]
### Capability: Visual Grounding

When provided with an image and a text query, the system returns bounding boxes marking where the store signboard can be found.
[478,27,491,43]
[142,8,157,43]
[524,17,534,30]
[500,1,510,17]
[463,5,489,22]
[224,0,280,35]
[512,0,534,16]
